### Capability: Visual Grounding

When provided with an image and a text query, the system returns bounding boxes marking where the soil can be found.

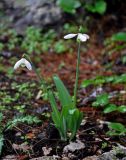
[0,39,126,160]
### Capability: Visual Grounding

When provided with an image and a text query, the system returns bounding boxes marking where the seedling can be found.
[107,122,126,136]
[92,92,126,114]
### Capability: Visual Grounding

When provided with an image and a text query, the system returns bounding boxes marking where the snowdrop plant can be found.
[48,29,89,141]
[13,28,89,141]
[48,76,83,141]
[64,30,89,107]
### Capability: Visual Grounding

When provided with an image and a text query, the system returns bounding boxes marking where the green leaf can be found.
[49,93,69,141]
[122,56,126,64]
[81,79,93,88]
[117,105,126,113]
[92,93,109,107]
[69,109,83,140]
[103,104,117,113]
[51,113,58,127]
[108,122,126,132]
[104,76,115,83]
[53,75,74,108]
[94,0,107,14]
[57,0,81,13]
[48,90,60,123]
[61,107,69,129]
[94,76,105,85]
[48,90,66,137]
[85,0,107,15]
[62,116,67,137]
[52,112,66,140]
[6,115,41,130]
[92,101,100,107]
[114,74,126,83]
[69,108,77,115]
[112,32,126,42]
[68,108,77,130]
[0,134,3,155]
[106,130,121,136]
[97,93,109,106]
[61,107,69,117]
[76,111,83,131]
[0,113,3,122]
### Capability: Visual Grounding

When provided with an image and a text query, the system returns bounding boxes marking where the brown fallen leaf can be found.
[26,132,36,139]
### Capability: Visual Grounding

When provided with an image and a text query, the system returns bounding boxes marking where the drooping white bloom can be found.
[64,33,89,42]
[64,34,78,39]
[14,58,32,70]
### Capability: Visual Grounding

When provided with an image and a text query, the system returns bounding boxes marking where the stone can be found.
[98,145,126,160]
[42,147,52,156]
[82,155,98,160]
[30,156,60,160]
[63,140,85,153]
[0,0,62,34]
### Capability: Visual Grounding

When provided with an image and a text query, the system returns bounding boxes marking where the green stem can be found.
[73,42,81,107]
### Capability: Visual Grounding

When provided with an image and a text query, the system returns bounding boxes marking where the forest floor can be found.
[0,37,126,160]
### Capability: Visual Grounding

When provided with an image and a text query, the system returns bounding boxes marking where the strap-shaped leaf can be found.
[68,109,83,140]
[0,134,3,155]
[52,112,66,140]
[76,111,83,130]
[48,90,60,123]
[53,75,74,108]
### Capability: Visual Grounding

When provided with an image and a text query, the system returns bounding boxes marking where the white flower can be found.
[14,58,32,70]
[64,33,89,42]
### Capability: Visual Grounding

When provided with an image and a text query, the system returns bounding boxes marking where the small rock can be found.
[30,156,60,160]
[12,142,30,152]
[0,0,62,34]
[1,51,13,58]
[98,145,126,160]
[67,153,76,159]
[82,155,98,160]
[80,119,87,126]
[2,155,17,160]
[62,157,70,160]
[98,151,117,160]
[63,140,85,153]
[42,147,52,156]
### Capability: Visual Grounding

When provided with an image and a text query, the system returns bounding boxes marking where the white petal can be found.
[14,58,24,70]
[83,34,90,39]
[64,34,77,39]
[24,59,32,70]
[77,33,89,42]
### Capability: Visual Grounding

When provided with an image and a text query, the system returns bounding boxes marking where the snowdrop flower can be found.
[14,58,32,70]
[64,33,89,42]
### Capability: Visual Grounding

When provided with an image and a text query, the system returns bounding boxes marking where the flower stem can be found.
[73,42,81,107]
